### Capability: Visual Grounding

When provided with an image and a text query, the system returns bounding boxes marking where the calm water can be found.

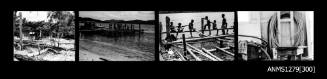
[80,24,155,54]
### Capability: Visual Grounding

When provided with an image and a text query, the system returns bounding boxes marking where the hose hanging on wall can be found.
[293,12,307,47]
[266,11,307,58]
[267,13,279,48]
[267,12,307,47]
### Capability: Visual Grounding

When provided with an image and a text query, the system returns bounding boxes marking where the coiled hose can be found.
[266,11,307,58]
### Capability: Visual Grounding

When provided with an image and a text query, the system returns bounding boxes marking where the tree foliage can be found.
[13,11,75,39]
[47,11,75,39]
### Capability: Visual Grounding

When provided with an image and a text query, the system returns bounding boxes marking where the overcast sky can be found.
[16,11,74,22]
[79,11,154,21]
[17,11,49,22]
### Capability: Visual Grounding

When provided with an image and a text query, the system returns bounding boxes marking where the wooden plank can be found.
[186,43,218,61]
[161,28,234,33]
[172,35,233,43]
[216,38,231,42]
[215,46,234,56]
[201,48,223,61]
[206,47,230,52]
[224,37,234,40]
[186,48,202,61]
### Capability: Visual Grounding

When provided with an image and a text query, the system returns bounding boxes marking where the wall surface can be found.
[238,11,262,43]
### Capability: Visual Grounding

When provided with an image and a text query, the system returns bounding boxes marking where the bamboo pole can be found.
[215,46,234,56]
[186,48,201,61]
[186,43,217,61]
[201,48,223,61]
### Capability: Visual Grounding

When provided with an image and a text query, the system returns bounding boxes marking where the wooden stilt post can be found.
[217,24,219,36]
[176,30,179,39]
[110,23,112,31]
[189,22,193,37]
[131,24,133,31]
[201,18,203,34]
[220,40,224,48]
[138,23,141,40]
[166,17,170,38]
[183,34,187,56]
[128,24,130,31]
[18,12,23,50]
[124,23,126,32]
[13,11,16,37]
[201,18,204,34]
[160,22,162,41]
[125,23,127,31]
[139,23,141,33]
[113,23,115,30]
[209,21,211,35]
[132,24,134,31]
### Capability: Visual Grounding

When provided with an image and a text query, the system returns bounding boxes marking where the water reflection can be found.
[80,32,155,54]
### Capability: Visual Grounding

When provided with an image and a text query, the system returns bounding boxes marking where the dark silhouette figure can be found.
[170,22,176,32]
[177,23,183,32]
[213,20,217,30]
[221,14,228,35]
[189,19,195,37]
[176,23,183,38]
[166,16,170,25]
[164,34,177,50]
[165,34,177,42]
[213,20,218,36]
[204,16,211,35]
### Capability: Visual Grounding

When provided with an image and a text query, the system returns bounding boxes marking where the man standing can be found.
[204,16,211,35]
[213,20,218,36]
[170,22,176,32]
[221,14,228,35]
[188,19,195,37]
[176,23,183,38]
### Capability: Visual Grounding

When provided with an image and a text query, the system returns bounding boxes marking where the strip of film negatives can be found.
[11,11,314,62]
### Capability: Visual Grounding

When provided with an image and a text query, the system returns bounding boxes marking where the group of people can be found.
[202,14,229,36]
[164,14,230,41]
